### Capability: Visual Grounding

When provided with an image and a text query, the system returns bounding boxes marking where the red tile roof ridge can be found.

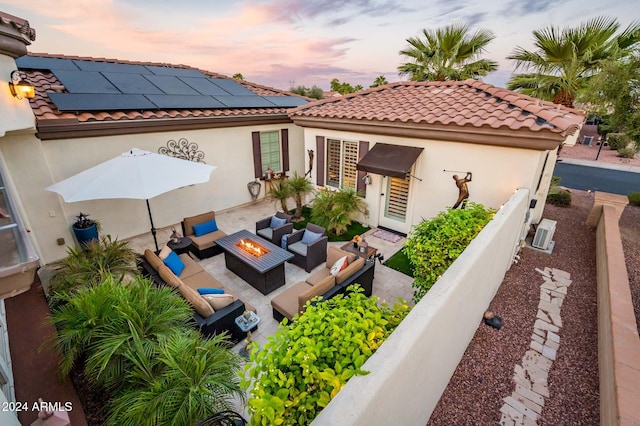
[0,11,36,41]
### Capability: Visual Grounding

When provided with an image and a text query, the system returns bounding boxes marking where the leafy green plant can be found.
[403,203,495,302]
[383,249,414,277]
[607,133,628,150]
[287,171,314,221]
[269,181,292,215]
[107,329,244,426]
[617,146,638,159]
[546,187,572,207]
[243,287,410,426]
[627,192,640,206]
[310,187,367,236]
[48,235,137,305]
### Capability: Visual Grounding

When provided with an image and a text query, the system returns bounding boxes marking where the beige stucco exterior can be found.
[302,127,558,234]
[0,123,304,264]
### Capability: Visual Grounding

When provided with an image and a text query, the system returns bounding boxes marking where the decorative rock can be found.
[534,319,559,333]
[531,333,545,345]
[530,340,543,353]
[532,382,550,398]
[549,312,562,327]
[540,291,551,302]
[536,309,551,322]
[515,384,545,406]
[551,268,570,279]
[538,299,561,315]
[535,268,552,278]
[550,297,564,307]
[547,331,560,343]
[542,345,557,360]
[545,339,559,350]
[503,396,539,421]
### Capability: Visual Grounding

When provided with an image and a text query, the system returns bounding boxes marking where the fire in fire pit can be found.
[237,238,270,258]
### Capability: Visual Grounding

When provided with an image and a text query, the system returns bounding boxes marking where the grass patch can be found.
[293,206,370,241]
[384,249,414,277]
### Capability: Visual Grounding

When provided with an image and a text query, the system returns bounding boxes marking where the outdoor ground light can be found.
[8,70,35,99]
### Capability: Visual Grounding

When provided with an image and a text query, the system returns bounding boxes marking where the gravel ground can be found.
[620,202,640,332]
[559,143,640,167]
[428,190,603,425]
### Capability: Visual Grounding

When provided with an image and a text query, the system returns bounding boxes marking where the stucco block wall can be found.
[0,56,35,137]
[313,189,530,425]
[2,123,303,264]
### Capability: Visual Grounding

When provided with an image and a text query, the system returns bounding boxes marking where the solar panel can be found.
[73,60,150,74]
[143,75,199,95]
[144,66,206,77]
[16,56,80,71]
[145,95,226,109]
[180,77,232,96]
[213,95,277,108]
[262,96,308,107]
[53,70,120,94]
[209,78,256,96]
[49,93,156,111]
[103,72,164,95]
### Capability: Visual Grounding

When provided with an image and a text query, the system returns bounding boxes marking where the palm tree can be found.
[370,75,388,88]
[287,171,314,221]
[269,180,292,214]
[507,16,640,107]
[398,23,498,81]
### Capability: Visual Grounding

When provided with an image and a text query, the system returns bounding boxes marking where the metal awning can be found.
[356,143,424,177]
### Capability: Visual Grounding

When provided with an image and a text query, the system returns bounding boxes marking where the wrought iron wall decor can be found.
[247,180,262,201]
[159,138,206,163]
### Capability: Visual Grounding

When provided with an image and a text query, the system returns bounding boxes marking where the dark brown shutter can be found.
[252,131,262,178]
[316,136,325,186]
[357,140,369,196]
[281,129,289,172]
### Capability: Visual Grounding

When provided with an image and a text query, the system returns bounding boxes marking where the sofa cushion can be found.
[198,288,225,295]
[202,293,235,310]
[301,229,322,245]
[191,230,227,251]
[163,251,185,276]
[305,268,332,286]
[270,215,287,229]
[182,271,224,293]
[178,283,215,317]
[158,245,172,260]
[287,241,307,256]
[193,219,218,237]
[176,254,203,280]
[326,246,356,269]
[144,249,163,272]
[330,256,349,276]
[298,274,335,312]
[157,264,184,288]
[336,257,365,285]
[257,227,273,240]
[271,281,312,320]
[183,212,215,237]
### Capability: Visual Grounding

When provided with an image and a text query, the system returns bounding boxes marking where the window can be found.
[326,139,358,189]
[260,131,281,173]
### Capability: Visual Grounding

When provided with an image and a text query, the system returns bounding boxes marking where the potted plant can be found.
[72,212,99,247]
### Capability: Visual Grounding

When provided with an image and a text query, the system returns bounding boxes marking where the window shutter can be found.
[281,129,289,172]
[357,140,369,196]
[316,136,325,186]
[252,131,262,178]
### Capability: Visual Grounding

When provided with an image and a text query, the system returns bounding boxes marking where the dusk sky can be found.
[1,0,637,91]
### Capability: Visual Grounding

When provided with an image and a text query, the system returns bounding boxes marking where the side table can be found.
[340,241,378,260]
[236,312,260,359]
[167,237,192,255]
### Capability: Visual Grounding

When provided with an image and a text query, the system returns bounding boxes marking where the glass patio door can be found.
[378,175,411,233]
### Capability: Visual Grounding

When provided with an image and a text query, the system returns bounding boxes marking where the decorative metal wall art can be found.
[159,138,206,163]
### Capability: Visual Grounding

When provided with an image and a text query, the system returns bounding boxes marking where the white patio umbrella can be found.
[46,148,216,251]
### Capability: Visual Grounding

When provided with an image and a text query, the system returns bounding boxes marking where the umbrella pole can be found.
[146,199,159,252]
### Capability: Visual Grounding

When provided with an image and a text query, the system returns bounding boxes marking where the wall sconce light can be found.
[8,70,35,100]
[363,174,372,185]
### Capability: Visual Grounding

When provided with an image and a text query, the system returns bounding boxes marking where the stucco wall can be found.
[1,123,304,264]
[0,55,35,137]
[304,128,550,231]
[312,189,530,425]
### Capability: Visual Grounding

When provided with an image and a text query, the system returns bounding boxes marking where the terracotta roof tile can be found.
[289,80,584,137]
[0,11,36,41]
[19,53,301,125]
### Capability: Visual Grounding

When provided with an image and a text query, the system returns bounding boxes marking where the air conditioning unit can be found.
[532,219,557,250]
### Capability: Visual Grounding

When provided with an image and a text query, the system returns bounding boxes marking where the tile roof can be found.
[0,11,36,42]
[289,80,584,138]
[19,53,302,125]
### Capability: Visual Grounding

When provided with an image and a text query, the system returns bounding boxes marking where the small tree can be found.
[269,180,292,214]
[370,75,388,88]
[232,73,244,80]
[287,171,314,221]
[310,187,367,235]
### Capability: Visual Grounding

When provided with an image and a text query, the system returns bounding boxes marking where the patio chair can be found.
[286,223,328,272]
[255,211,293,246]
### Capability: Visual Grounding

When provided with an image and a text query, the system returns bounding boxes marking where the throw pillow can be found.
[281,234,289,249]
[158,245,172,260]
[330,255,349,276]
[178,284,215,317]
[270,215,287,229]
[192,219,218,237]
[202,294,235,310]
[163,251,185,276]
[197,288,225,295]
[301,229,322,245]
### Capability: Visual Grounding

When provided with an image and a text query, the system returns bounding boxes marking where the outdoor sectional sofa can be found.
[270,246,375,322]
[139,248,254,343]
[181,211,227,259]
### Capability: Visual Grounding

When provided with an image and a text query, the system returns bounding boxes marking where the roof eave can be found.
[290,117,567,150]
[35,113,293,140]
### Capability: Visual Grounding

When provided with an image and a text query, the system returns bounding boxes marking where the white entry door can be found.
[378,175,411,234]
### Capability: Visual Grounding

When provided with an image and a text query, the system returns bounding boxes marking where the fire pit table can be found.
[216,230,294,295]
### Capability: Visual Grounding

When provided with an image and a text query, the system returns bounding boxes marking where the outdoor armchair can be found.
[255,211,293,245]
[286,223,328,272]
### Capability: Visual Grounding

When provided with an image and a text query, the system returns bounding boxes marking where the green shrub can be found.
[628,192,640,206]
[550,176,562,187]
[243,287,410,426]
[546,187,572,206]
[403,203,495,302]
[607,133,629,150]
[617,147,638,159]
[310,187,368,236]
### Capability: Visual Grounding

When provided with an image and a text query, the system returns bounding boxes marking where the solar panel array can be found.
[16,56,307,111]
